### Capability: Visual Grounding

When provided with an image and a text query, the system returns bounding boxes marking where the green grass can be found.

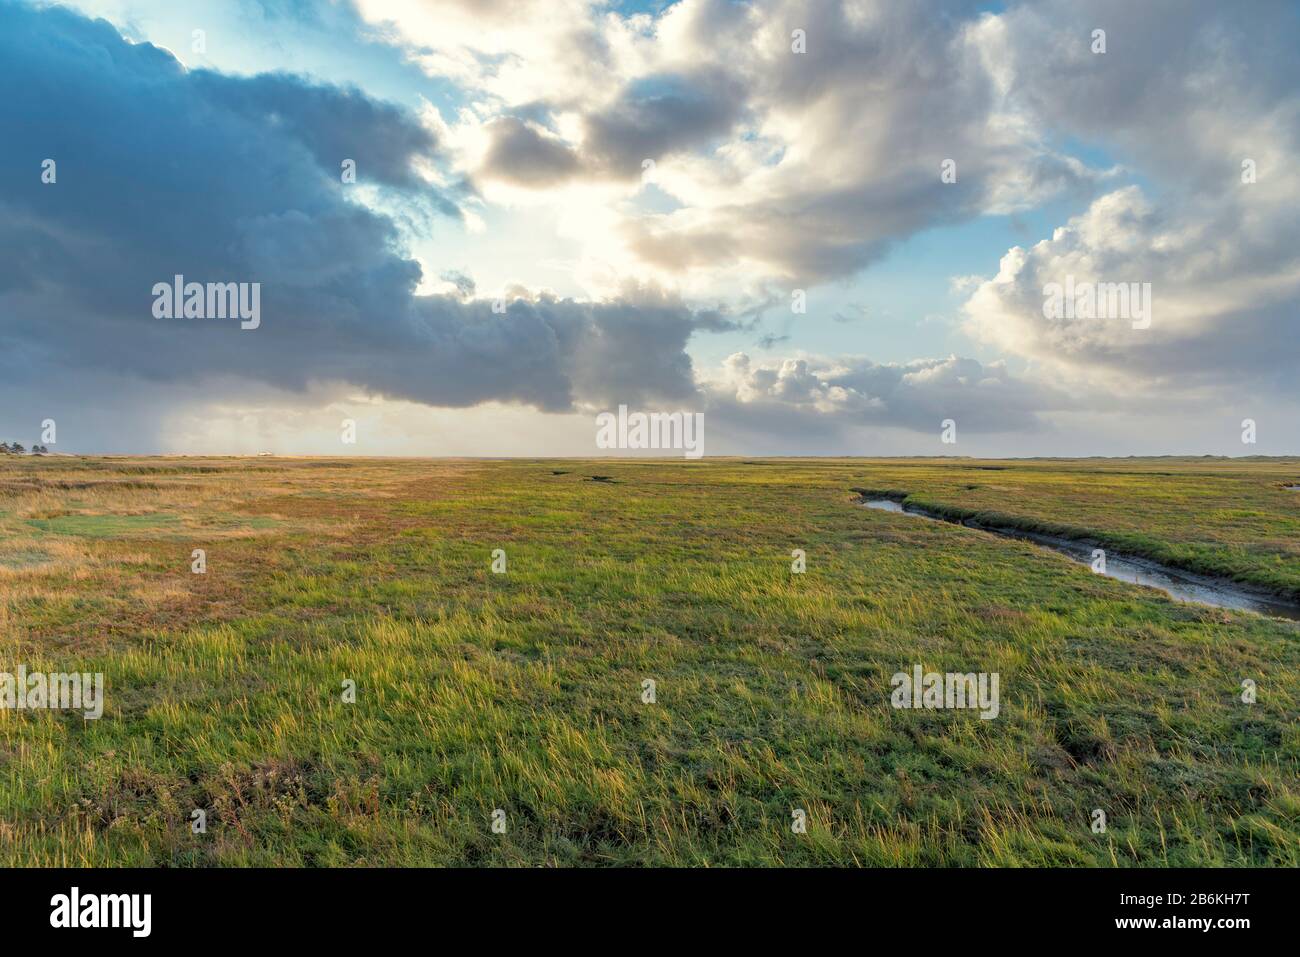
[1,456,1297,866]
[25,513,182,538]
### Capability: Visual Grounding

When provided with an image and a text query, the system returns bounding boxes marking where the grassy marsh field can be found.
[1,455,1298,866]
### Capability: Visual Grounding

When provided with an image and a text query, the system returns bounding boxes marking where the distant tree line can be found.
[0,443,48,454]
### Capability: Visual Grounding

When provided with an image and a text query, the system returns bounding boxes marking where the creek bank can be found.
[853,490,1300,622]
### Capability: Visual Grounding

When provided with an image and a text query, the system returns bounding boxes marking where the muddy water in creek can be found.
[859,498,1300,621]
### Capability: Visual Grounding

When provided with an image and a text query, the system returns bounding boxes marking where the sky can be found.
[2,0,1298,456]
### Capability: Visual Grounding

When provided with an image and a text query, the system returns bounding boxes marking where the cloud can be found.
[983,0,1300,194]
[580,70,749,177]
[0,2,725,443]
[353,0,610,107]
[7,0,1297,454]
[368,0,1106,290]
[700,353,1069,441]
[189,70,456,204]
[611,0,1105,283]
[479,116,583,187]
[961,0,1300,398]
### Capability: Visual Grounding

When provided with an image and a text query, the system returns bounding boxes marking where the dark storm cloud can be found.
[0,2,718,432]
[190,71,452,199]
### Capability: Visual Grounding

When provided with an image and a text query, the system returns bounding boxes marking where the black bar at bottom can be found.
[2,867,1282,942]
